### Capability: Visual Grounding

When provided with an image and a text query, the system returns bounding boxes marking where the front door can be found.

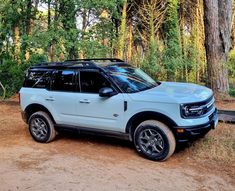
[74,71,125,132]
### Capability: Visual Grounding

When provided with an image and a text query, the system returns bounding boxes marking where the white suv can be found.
[20,58,218,161]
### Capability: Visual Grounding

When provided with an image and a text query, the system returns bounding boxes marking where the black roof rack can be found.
[33,61,97,68]
[31,58,125,70]
[65,58,124,62]
[35,62,62,66]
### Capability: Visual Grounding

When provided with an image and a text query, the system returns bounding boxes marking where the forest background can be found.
[0,0,234,98]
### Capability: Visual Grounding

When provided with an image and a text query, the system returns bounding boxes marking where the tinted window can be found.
[24,70,51,89]
[51,70,75,92]
[107,66,157,93]
[80,71,111,93]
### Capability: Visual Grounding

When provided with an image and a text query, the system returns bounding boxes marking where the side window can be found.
[51,70,75,92]
[80,71,111,93]
[24,70,51,89]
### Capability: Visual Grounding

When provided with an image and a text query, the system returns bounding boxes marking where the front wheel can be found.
[28,111,56,143]
[134,120,176,161]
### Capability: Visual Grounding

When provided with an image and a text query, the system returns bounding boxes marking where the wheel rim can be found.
[138,128,164,156]
[30,118,48,140]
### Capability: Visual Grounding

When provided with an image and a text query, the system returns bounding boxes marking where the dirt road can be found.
[0,101,234,191]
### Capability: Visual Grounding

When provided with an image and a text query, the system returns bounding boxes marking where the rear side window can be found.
[24,70,51,89]
[51,70,75,92]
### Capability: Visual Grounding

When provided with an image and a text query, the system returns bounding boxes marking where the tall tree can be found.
[59,0,78,59]
[163,0,182,81]
[11,0,21,63]
[204,0,233,96]
[117,0,127,59]
[137,0,167,77]
[24,0,35,61]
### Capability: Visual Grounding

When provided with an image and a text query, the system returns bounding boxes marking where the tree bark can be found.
[0,81,6,100]
[204,0,232,96]
[13,25,21,64]
[25,0,32,61]
[117,0,127,59]
[127,18,133,61]
[48,0,51,29]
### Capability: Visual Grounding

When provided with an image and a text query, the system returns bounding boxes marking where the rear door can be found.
[47,70,78,125]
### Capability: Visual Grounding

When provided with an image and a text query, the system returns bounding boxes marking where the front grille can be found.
[201,96,215,115]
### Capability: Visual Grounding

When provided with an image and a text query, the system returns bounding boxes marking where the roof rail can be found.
[32,58,125,69]
[65,58,124,62]
[35,62,62,66]
[34,61,97,68]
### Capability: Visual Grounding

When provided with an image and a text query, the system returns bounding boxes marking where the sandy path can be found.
[0,101,234,191]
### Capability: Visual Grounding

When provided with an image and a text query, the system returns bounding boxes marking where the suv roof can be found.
[30,58,128,70]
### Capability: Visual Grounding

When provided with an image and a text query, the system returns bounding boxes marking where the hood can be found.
[129,82,213,104]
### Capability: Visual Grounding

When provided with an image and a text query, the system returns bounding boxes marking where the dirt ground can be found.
[0,100,234,191]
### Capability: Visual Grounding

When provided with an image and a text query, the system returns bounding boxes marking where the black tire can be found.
[28,111,56,143]
[134,120,176,161]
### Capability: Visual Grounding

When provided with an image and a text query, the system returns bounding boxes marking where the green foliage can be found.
[227,50,235,93]
[0,60,30,97]
[141,41,159,80]
[229,88,235,97]
[184,33,200,83]
[228,49,235,78]
[78,39,111,58]
[163,0,182,81]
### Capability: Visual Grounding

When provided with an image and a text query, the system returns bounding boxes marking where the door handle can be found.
[79,99,90,104]
[45,97,55,101]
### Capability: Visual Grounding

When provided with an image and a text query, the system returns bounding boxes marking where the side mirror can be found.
[99,87,117,97]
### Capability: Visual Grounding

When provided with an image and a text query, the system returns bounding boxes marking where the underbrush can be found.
[187,123,235,165]
[0,61,29,98]
[229,88,235,97]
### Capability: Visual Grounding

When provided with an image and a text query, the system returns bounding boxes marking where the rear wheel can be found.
[28,111,56,143]
[134,120,176,161]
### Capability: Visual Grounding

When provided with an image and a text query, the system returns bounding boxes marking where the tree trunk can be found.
[0,81,6,100]
[204,0,232,96]
[13,25,21,64]
[180,4,187,82]
[47,0,53,62]
[48,0,51,29]
[117,0,127,59]
[25,0,32,61]
[127,18,133,61]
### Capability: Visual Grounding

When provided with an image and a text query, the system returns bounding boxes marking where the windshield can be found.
[107,65,157,93]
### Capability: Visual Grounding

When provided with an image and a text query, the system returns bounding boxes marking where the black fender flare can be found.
[125,111,178,139]
[24,103,55,123]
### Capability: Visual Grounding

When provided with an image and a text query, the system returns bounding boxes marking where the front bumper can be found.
[174,109,218,142]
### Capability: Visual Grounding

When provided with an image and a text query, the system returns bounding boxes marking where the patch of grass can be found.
[187,123,235,165]
[229,88,235,97]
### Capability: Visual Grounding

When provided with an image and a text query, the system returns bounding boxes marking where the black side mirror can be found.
[99,87,117,97]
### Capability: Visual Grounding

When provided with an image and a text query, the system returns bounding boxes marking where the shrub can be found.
[0,60,29,97]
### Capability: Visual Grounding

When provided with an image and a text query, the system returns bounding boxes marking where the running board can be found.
[55,124,130,141]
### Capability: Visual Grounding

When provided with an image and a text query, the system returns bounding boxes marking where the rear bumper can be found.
[174,109,218,142]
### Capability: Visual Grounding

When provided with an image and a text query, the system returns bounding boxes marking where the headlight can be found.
[180,96,215,118]
[181,104,205,118]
